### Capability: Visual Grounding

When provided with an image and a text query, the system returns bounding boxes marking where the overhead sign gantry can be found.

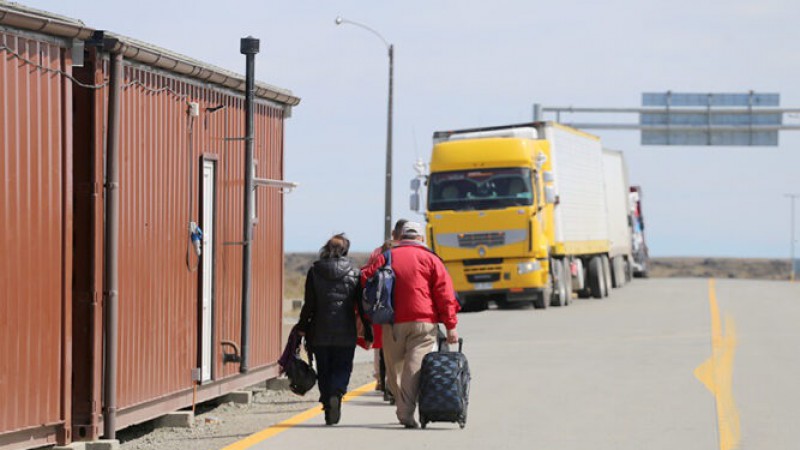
[534,91,800,146]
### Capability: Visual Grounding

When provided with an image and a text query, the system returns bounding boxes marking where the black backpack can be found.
[363,250,396,324]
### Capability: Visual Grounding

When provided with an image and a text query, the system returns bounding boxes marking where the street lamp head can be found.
[333,14,394,239]
[333,16,390,49]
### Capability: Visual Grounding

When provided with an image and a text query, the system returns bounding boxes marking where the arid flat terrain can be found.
[649,257,792,280]
[284,252,371,300]
[284,253,795,299]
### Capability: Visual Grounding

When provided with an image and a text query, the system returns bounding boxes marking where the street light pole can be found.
[385,44,394,242]
[336,16,394,240]
[787,194,799,282]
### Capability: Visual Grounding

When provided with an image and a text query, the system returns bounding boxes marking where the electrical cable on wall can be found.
[124,79,188,100]
[123,77,200,272]
[0,43,108,89]
[186,109,201,272]
[1,44,197,98]
[3,43,216,273]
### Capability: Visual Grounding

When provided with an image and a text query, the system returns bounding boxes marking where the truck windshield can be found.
[428,168,533,211]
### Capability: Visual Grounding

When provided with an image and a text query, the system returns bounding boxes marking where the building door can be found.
[200,160,216,382]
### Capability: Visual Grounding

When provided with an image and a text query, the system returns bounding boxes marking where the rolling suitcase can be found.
[418,338,470,429]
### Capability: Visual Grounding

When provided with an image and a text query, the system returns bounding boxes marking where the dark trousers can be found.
[379,349,386,390]
[313,345,356,406]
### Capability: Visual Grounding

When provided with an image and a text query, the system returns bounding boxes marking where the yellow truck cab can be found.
[413,122,633,311]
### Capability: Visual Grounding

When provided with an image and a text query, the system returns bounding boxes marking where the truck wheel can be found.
[563,259,573,305]
[639,262,649,278]
[633,260,649,278]
[611,256,625,288]
[576,259,591,298]
[532,290,548,309]
[625,258,633,282]
[601,255,612,297]
[549,259,567,307]
[588,256,603,299]
[577,271,591,298]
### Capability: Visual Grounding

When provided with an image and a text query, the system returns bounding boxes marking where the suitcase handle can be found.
[437,336,463,353]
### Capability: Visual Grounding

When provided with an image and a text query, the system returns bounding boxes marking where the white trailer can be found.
[544,124,609,252]
[602,149,633,287]
[543,123,615,300]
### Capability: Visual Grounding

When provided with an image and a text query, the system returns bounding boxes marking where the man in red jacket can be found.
[361,221,460,429]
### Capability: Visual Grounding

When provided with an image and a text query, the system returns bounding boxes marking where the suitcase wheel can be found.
[458,420,466,429]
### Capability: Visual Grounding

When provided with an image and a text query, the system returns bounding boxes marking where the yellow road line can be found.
[694,279,740,450]
[221,381,377,450]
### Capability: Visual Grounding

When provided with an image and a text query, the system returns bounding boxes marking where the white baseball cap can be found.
[401,221,424,239]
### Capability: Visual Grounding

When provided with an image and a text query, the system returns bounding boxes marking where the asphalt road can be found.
[229,278,800,450]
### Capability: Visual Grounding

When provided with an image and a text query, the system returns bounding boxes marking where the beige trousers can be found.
[382,322,437,423]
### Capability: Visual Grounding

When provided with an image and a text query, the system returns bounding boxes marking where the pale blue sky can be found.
[22,0,800,257]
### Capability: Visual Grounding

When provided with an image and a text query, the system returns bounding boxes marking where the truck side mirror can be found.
[410,178,421,190]
[410,192,420,212]
[545,186,557,204]
[543,171,555,183]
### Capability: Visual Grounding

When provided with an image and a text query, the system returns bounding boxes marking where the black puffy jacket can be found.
[297,257,372,347]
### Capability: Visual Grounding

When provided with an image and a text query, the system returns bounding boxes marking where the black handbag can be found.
[285,352,316,396]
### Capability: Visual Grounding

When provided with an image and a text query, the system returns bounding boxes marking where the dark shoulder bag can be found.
[286,340,317,396]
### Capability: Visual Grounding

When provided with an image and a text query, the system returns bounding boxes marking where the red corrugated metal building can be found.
[0,3,299,448]
[0,7,81,448]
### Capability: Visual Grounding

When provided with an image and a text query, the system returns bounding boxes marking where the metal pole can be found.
[385,44,394,240]
[533,103,542,121]
[788,194,798,282]
[792,197,796,282]
[240,36,259,373]
[103,51,123,440]
[334,17,393,241]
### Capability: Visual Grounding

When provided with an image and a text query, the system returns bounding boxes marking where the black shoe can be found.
[384,390,395,403]
[328,396,341,425]
[324,409,334,426]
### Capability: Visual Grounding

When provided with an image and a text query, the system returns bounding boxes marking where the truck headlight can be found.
[517,261,541,275]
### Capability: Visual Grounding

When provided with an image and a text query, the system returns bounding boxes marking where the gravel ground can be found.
[118,360,376,450]
[113,283,379,450]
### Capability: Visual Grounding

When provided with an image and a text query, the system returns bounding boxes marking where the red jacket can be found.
[361,241,459,330]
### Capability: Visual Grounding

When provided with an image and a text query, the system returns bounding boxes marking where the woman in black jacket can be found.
[298,234,373,425]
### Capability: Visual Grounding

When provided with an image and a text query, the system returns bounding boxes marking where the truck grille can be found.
[464,264,503,274]
[436,229,527,249]
[458,232,505,248]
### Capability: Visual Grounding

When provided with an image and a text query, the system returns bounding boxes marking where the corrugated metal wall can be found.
[114,63,285,409]
[0,23,288,447]
[0,30,69,439]
[250,103,284,369]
